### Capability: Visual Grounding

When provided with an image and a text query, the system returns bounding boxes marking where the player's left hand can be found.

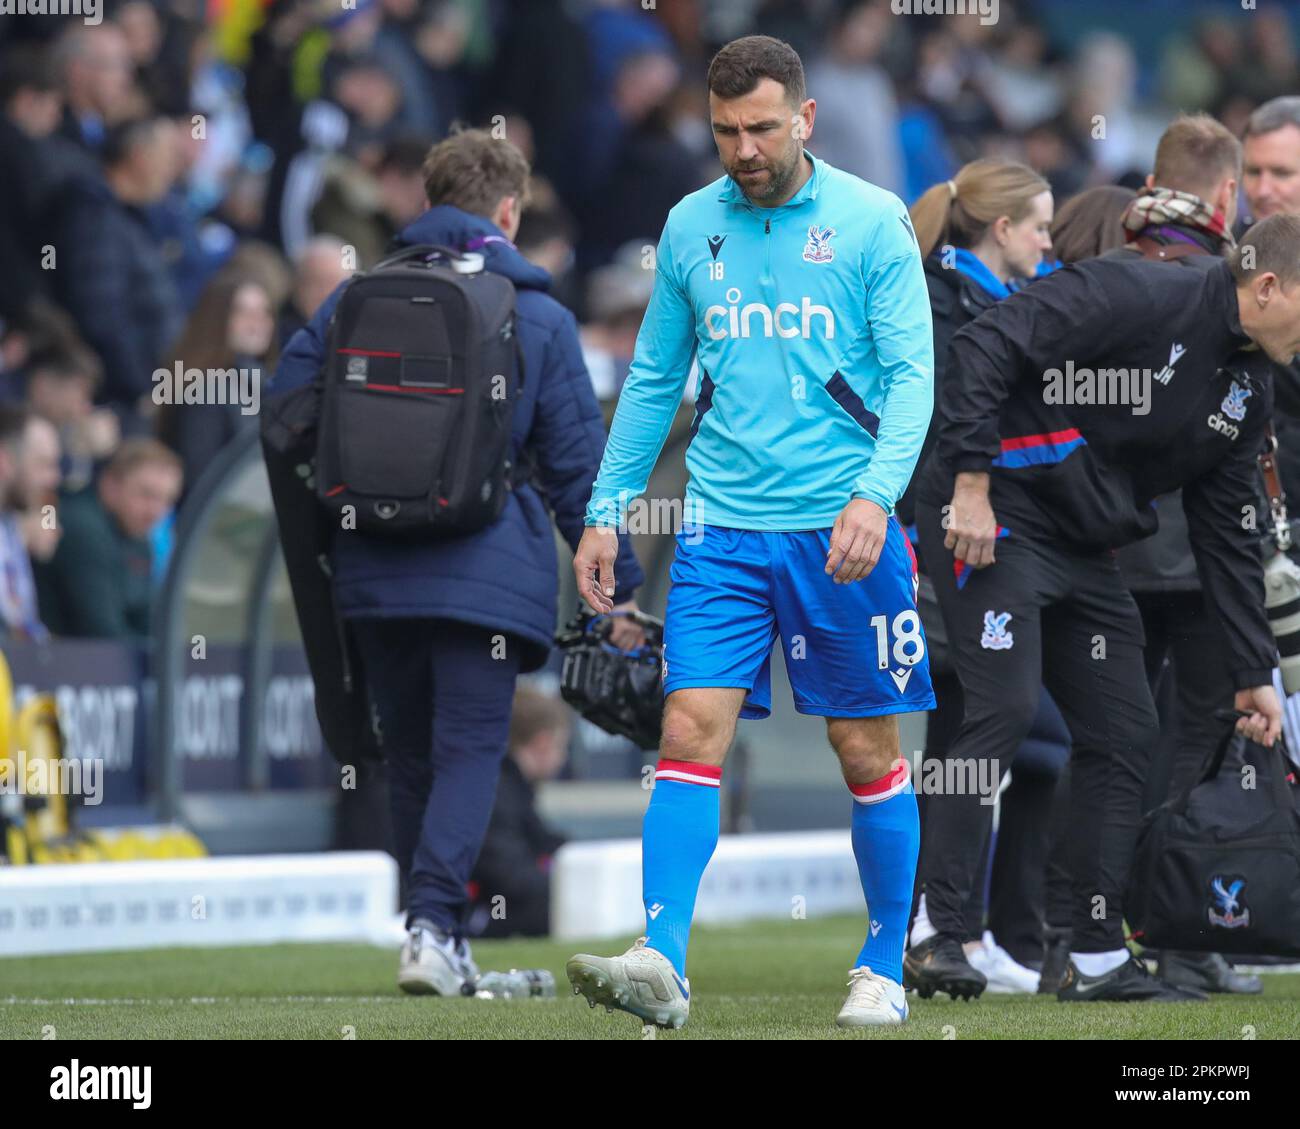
[1234,684,1282,747]
[608,601,647,650]
[826,498,888,584]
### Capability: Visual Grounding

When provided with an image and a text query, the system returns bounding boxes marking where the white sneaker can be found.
[836,965,909,1027]
[566,937,691,1029]
[454,937,480,984]
[967,931,1041,994]
[398,921,466,996]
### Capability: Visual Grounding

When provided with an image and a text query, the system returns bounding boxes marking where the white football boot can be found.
[967,931,1041,994]
[398,920,467,996]
[836,965,909,1028]
[566,937,691,1029]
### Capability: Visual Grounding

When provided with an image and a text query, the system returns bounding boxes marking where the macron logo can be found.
[1154,342,1186,386]
[648,903,664,920]
[870,919,883,938]
[889,668,913,693]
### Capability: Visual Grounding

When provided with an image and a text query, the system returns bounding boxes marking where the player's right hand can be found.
[574,525,620,614]
[944,472,1000,569]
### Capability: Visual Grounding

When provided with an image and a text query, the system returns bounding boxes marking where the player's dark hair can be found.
[707,35,806,107]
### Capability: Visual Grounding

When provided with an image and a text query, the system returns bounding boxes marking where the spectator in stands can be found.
[806,0,905,196]
[279,235,352,345]
[311,135,433,270]
[53,116,184,420]
[35,439,181,640]
[1242,98,1300,632]
[1047,185,1136,264]
[515,184,580,313]
[467,686,572,939]
[52,23,137,152]
[158,273,278,495]
[0,299,82,396]
[1242,95,1300,224]
[0,405,60,642]
[566,46,699,272]
[23,343,118,494]
[0,48,64,315]
[376,136,435,236]
[580,244,656,401]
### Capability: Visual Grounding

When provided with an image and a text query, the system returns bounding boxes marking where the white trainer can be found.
[566,937,691,1029]
[836,966,909,1028]
[398,921,466,996]
[967,931,1041,994]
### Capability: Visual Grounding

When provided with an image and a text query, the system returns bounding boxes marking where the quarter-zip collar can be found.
[717,149,824,210]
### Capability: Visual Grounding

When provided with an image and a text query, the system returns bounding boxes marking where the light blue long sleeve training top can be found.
[585,150,934,532]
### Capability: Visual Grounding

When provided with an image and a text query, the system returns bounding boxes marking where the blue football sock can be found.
[849,764,920,984]
[641,760,721,977]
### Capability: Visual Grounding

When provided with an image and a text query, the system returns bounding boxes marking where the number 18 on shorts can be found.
[662,519,935,720]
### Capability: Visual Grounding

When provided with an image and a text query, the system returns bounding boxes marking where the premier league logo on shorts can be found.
[1221,381,1251,422]
[1207,875,1250,930]
[980,610,1013,651]
[802,224,836,264]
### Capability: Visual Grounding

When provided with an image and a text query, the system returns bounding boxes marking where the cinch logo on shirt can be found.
[703,287,836,341]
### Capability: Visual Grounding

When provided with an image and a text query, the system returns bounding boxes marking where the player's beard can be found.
[727,143,803,206]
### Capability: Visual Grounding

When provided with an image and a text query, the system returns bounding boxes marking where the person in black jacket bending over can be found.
[910,214,1300,1004]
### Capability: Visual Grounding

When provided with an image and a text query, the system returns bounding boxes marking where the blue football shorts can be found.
[662,518,936,719]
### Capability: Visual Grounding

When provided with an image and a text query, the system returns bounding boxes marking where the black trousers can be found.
[915,501,1160,951]
[1043,589,1235,930]
[352,618,522,935]
[916,620,1065,968]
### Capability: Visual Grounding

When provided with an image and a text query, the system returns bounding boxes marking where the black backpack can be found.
[1128,714,1300,956]
[315,243,525,537]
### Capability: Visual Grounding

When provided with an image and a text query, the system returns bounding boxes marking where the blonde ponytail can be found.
[909,159,1050,261]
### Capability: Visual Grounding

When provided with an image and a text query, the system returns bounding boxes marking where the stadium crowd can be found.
[0,0,1296,645]
[2,0,1300,999]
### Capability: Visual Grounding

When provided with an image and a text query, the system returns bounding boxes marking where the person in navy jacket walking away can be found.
[271,129,644,995]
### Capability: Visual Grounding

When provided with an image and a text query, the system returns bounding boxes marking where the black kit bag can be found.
[1128,712,1300,956]
[315,243,524,537]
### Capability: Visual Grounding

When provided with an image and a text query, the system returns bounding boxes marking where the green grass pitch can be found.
[2,915,1298,1040]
